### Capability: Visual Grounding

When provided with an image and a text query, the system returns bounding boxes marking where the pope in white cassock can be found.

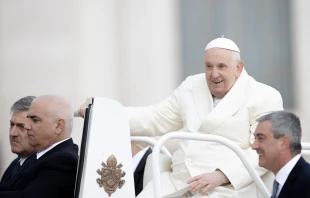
[79,37,283,198]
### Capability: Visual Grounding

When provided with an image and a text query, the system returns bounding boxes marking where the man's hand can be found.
[78,102,87,118]
[187,170,229,195]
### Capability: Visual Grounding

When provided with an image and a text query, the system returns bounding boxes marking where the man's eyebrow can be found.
[254,133,266,138]
[218,63,228,67]
[10,120,17,124]
[27,115,40,119]
[10,120,25,125]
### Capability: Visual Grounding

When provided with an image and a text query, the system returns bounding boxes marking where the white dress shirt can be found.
[132,146,149,172]
[36,138,70,159]
[213,97,222,108]
[275,154,301,197]
[19,157,28,166]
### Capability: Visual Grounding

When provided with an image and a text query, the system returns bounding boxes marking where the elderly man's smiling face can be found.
[204,48,243,98]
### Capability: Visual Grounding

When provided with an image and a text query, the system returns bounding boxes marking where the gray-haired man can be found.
[0,96,36,188]
[252,111,310,198]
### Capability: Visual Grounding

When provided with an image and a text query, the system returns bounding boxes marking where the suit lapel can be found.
[1,153,36,189]
[134,148,152,175]
[134,148,152,182]
[197,70,249,133]
[0,158,19,185]
[15,153,36,175]
[134,148,152,196]
[278,157,307,198]
[10,139,77,192]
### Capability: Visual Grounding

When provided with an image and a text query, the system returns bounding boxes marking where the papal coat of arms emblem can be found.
[96,155,126,197]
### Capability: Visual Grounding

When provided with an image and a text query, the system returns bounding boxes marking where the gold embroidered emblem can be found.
[96,155,126,196]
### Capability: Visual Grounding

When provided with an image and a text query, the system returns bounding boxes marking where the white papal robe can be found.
[127,70,283,198]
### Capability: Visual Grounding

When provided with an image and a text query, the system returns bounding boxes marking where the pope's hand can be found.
[187,170,229,195]
[78,102,87,118]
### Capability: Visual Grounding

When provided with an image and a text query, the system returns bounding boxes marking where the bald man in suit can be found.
[0,95,79,198]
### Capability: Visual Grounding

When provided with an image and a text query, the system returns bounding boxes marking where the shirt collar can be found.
[36,138,70,159]
[275,154,301,186]
[19,157,27,166]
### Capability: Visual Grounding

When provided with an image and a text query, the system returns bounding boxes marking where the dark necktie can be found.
[11,161,22,177]
[272,180,279,198]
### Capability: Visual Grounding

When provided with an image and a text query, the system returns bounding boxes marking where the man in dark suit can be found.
[131,142,152,196]
[0,95,79,198]
[252,111,310,198]
[0,96,36,189]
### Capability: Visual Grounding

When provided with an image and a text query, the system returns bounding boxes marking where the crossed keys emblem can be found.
[96,155,126,197]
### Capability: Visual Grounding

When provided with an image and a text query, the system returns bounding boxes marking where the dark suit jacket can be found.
[278,157,310,198]
[134,147,152,196]
[0,138,79,198]
[0,153,36,189]
[0,157,20,185]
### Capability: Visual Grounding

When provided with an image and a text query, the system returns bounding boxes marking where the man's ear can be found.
[55,119,65,135]
[236,61,244,78]
[281,136,291,150]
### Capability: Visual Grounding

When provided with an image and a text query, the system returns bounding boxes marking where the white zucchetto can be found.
[205,37,240,52]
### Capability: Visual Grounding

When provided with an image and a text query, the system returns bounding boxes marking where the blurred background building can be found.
[0,0,309,177]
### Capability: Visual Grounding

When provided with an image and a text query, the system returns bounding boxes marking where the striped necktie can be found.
[271,180,279,198]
